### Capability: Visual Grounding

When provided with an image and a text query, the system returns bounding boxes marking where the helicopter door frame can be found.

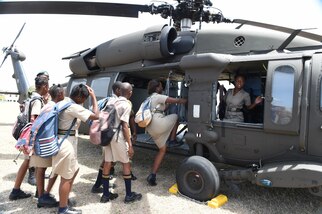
[307,53,322,157]
[263,59,303,135]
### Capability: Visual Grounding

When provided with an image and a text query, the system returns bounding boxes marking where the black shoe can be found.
[100,192,119,203]
[131,172,137,181]
[167,139,183,148]
[58,207,82,214]
[124,192,142,204]
[9,189,32,200]
[147,174,157,186]
[35,190,55,199]
[91,186,103,193]
[37,194,58,208]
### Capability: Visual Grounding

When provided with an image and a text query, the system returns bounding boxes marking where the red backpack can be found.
[15,123,33,155]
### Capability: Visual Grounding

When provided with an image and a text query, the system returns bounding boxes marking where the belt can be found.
[227,107,242,112]
[58,129,76,136]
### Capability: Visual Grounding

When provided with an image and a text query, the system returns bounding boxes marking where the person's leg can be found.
[36,167,46,197]
[152,146,166,174]
[147,146,166,186]
[92,160,104,193]
[68,169,79,193]
[37,167,58,208]
[123,162,142,203]
[13,159,29,189]
[100,161,118,203]
[58,175,81,214]
[28,167,36,186]
[167,121,183,147]
[123,162,131,196]
[46,174,58,193]
[169,121,179,141]
[58,169,78,211]
[9,159,32,200]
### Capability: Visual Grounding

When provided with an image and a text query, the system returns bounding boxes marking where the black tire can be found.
[176,155,220,201]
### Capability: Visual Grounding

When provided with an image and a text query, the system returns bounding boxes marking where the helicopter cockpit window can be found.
[69,78,87,94]
[271,65,294,125]
[90,77,110,98]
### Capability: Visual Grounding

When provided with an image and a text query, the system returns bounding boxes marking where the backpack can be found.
[135,95,157,128]
[89,99,121,146]
[29,101,76,158]
[88,96,110,127]
[12,96,43,140]
[15,123,33,155]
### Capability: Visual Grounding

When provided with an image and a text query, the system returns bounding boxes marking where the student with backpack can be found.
[29,84,65,208]
[91,81,137,194]
[144,79,187,186]
[50,84,99,214]
[101,82,142,204]
[9,76,48,200]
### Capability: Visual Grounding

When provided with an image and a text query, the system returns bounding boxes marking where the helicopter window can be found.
[271,65,294,125]
[69,78,87,94]
[90,77,110,98]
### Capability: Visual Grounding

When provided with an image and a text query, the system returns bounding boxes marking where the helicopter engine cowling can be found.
[95,24,177,68]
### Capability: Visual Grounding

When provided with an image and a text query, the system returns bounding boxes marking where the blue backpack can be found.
[29,101,76,158]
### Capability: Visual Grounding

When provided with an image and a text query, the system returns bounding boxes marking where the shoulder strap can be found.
[58,118,77,147]
[28,96,43,122]
[56,101,73,112]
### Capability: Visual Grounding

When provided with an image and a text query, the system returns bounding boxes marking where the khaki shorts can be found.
[51,135,79,180]
[29,155,52,168]
[103,132,129,163]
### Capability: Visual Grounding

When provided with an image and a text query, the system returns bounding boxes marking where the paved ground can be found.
[0,101,321,214]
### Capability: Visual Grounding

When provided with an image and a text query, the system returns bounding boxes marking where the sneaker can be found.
[37,194,58,208]
[167,139,183,148]
[146,174,157,186]
[9,189,32,200]
[100,192,119,203]
[124,192,142,204]
[58,207,82,214]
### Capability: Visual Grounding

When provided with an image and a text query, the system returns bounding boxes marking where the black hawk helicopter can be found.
[1,0,322,202]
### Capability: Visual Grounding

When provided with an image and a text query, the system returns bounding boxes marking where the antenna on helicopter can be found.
[147,0,231,31]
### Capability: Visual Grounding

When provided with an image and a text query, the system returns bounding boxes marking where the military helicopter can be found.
[2,0,322,202]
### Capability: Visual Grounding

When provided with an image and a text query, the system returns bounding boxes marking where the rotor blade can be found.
[0,53,9,68]
[233,19,322,42]
[10,22,26,49]
[0,1,150,18]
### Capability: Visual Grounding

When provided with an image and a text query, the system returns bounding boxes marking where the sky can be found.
[0,0,322,92]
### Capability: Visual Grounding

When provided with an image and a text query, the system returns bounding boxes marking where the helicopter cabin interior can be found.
[67,57,275,146]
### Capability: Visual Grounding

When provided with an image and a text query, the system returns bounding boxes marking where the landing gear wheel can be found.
[176,155,220,201]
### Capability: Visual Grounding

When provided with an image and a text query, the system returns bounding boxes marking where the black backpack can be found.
[12,96,43,140]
